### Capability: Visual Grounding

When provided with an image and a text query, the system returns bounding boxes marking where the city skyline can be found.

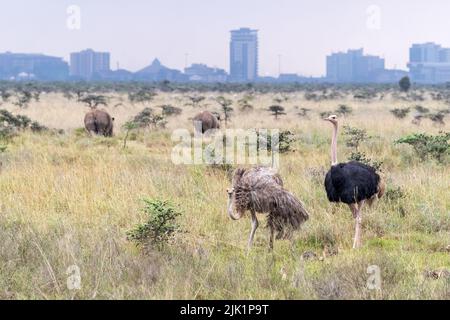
[3,0,450,77]
[3,41,450,83]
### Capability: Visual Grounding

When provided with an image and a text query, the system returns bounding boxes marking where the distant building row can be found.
[326,42,450,84]
[326,49,407,83]
[408,42,450,83]
[3,37,450,83]
[0,50,229,83]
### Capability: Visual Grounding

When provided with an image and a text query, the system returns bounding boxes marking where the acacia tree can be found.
[80,95,108,109]
[297,107,311,118]
[399,76,411,92]
[215,96,233,126]
[335,104,353,117]
[128,90,157,105]
[268,105,286,120]
[185,95,205,108]
[238,95,254,112]
[122,121,138,149]
[13,89,33,108]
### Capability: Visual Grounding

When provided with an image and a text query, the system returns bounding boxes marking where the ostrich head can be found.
[226,187,245,220]
[324,114,338,125]
[324,115,339,165]
[226,188,234,198]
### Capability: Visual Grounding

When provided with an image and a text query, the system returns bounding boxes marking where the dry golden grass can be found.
[0,90,449,299]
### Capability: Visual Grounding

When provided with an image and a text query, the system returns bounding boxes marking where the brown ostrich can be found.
[324,115,385,249]
[226,166,309,251]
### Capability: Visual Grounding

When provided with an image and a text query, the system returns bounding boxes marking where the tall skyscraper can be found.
[408,42,450,83]
[70,49,110,79]
[229,28,258,82]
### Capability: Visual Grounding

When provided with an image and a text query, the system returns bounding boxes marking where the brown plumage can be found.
[227,166,309,251]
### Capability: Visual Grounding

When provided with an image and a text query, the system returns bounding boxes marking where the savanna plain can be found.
[0,84,449,299]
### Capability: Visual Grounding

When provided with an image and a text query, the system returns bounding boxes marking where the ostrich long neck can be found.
[331,123,338,165]
[227,196,242,220]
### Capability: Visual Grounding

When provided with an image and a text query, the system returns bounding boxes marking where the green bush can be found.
[395,132,450,163]
[132,108,167,129]
[343,125,368,152]
[335,104,353,116]
[348,151,383,172]
[127,199,182,250]
[160,104,182,117]
[390,107,410,119]
[254,129,295,154]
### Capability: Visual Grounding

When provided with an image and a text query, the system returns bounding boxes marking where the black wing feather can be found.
[324,161,380,204]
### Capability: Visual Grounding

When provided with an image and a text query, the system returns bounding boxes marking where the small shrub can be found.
[335,104,352,117]
[414,105,429,114]
[203,144,234,174]
[343,125,368,152]
[390,107,410,119]
[297,108,311,118]
[185,95,205,108]
[13,90,33,108]
[133,107,153,128]
[127,199,182,250]
[395,132,450,163]
[385,186,407,202]
[160,104,182,117]
[133,108,167,129]
[74,127,87,137]
[348,151,383,172]
[255,129,295,154]
[0,109,47,135]
[427,112,445,125]
[128,90,157,104]
[0,124,15,141]
[238,96,254,112]
[30,121,48,133]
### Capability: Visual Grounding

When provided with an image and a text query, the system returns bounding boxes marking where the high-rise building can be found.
[408,42,450,83]
[0,52,69,81]
[70,49,110,79]
[326,49,385,82]
[229,28,258,82]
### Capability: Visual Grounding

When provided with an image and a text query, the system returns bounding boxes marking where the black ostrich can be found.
[323,115,385,249]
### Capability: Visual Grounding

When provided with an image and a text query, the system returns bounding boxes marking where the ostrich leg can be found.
[351,201,365,249]
[269,225,274,251]
[247,210,259,251]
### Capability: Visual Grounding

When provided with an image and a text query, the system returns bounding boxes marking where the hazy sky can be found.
[1,0,450,76]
